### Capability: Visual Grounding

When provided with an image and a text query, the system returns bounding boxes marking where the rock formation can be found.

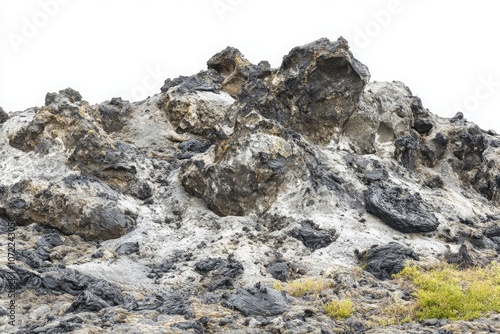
[1,37,499,333]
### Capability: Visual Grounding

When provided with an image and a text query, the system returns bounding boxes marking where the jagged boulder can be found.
[97,97,134,133]
[8,89,149,198]
[158,71,234,137]
[365,183,439,233]
[357,242,420,280]
[207,47,252,96]
[181,111,306,216]
[0,176,136,240]
[260,37,370,144]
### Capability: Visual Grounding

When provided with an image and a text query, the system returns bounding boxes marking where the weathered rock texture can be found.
[1,37,499,334]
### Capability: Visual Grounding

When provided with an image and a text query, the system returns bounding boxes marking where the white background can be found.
[1,0,499,131]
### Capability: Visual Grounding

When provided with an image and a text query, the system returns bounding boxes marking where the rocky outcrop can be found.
[344,81,415,155]
[2,37,500,334]
[207,47,252,96]
[181,111,306,216]
[240,37,370,145]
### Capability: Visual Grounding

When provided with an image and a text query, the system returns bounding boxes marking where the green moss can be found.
[395,262,500,320]
[324,299,354,319]
[279,278,331,297]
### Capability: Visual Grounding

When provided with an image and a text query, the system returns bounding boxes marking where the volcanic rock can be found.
[2,37,500,333]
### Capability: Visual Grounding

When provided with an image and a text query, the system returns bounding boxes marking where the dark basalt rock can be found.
[268,262,289,282]
[0,265,136,314]
[411,96,434,135]
[160,69,222,94]
[178,139,209,159]
[22,316,84,333]
[420,133,448,168]
[225,283,289,316]
[484,224,500,252]
[413,119,434,135]
[395,135,419,170]
[98,98,133,133]
[291,220,336,250]
[0,107,8,123]
[115,242,139,255]
[16,231,63,268]
[356,242,420,280]
[261,37,370,145]
[194,256,244,291]
[45,87,82,106]
[451,126,487,171]
[362,168,389,185]
[365,183,439,233]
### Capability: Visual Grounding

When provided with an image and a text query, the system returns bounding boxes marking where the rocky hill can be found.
[0,37,499,333]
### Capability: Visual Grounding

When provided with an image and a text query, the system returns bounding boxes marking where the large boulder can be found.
[0,176,136,240]
[158,71,234,137]
[181,111,306,216]
[365,183,439,233]
[8,88,148,199]
[260,37,370,145]
[357,242,420,280]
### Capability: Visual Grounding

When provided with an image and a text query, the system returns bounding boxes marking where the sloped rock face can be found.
[1,38,500,334]
[344,81,415,155]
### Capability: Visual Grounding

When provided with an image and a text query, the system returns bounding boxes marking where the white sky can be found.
[1,0,500,131]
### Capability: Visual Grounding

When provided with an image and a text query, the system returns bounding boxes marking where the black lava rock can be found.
[194,255,244,291]
[115,242,139,255]
[291,220,335,250]
[0,107,9,123]
[356,242,420,280]
[268,262,288,282]
[365,183,439,233]
[226,283,289,316]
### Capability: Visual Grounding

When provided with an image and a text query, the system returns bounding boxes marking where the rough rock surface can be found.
[365,183,439,233]
[1,37,500,333]
[356,242,420,280]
